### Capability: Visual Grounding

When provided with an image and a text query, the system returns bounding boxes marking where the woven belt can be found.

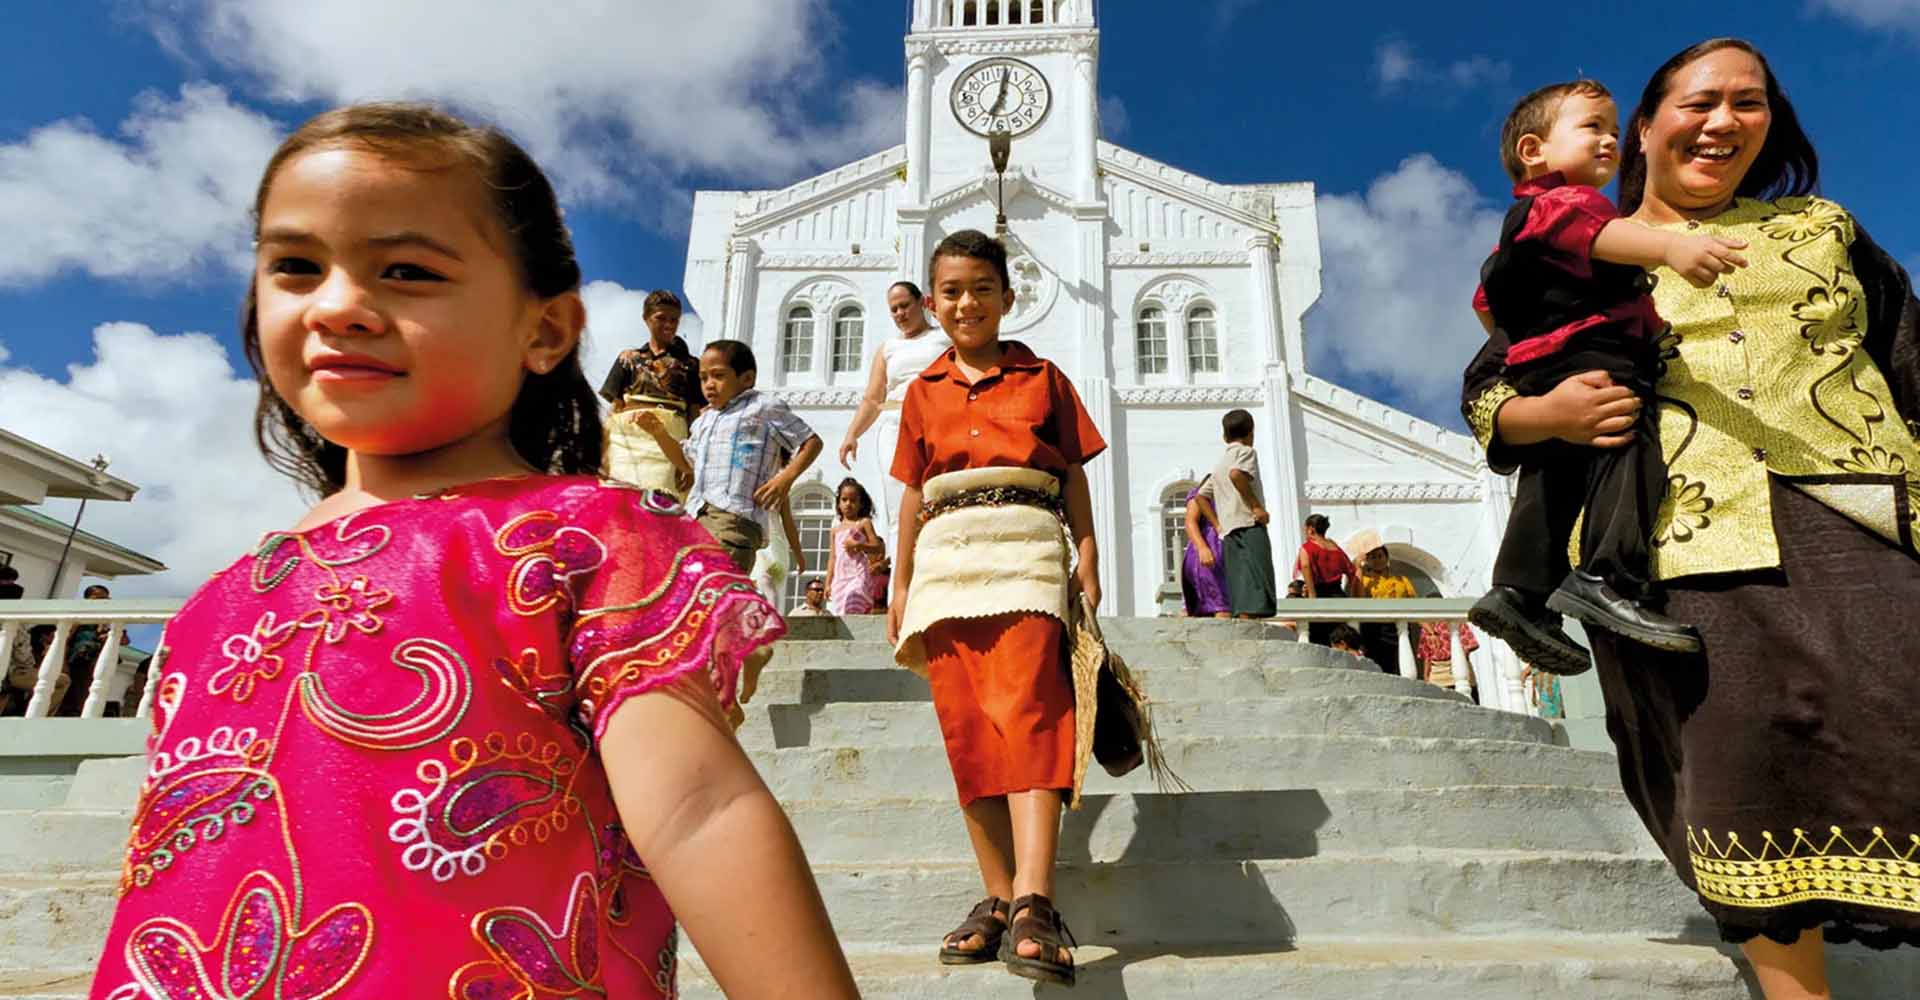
[919,484,1065,524]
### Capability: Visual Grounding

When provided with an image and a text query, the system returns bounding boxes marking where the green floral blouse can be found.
[1463,197,1920,581]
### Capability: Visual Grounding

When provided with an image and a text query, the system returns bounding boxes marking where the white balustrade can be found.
[0,599,179,720]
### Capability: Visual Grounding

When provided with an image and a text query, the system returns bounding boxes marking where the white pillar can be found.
[721,237,760,346]
[898,207,930,287]
[905,42,933,206]
[1070,40,1099,202]
[1450,625,1475,698]
[1258,370,1308,565]
[1247,233,1285,369]
[1078,375,1119,613]
[1396,622,1417,679]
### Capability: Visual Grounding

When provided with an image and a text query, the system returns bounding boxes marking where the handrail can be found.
[0,596,1538,721]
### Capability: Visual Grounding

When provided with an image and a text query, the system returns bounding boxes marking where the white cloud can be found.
[156,0,905,204]
[0,323,307,596]
[0,85,281,285]
[1373,39,1511,95]
[1810,0,1920,34]
[1306,154,1505,425]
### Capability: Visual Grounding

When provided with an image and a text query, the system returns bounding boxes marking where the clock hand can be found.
[989,75,1011,116]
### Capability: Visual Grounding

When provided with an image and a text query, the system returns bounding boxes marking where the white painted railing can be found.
[0,599,178,719]
[1269,598,1533,717]
[0,597,1539,721]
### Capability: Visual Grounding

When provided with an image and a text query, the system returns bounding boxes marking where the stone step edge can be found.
[0,848,1676,889]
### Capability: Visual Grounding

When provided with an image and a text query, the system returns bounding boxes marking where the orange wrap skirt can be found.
[922,611,1076,805]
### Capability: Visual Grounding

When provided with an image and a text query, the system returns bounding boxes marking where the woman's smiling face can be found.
[1638,47,1772,215]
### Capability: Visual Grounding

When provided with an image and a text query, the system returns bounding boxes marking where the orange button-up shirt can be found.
[891,340,1107,490]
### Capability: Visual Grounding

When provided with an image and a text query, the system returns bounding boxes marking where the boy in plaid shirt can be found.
[685,340,823,572]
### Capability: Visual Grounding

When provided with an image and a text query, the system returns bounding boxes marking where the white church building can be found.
[681,0,1513,618]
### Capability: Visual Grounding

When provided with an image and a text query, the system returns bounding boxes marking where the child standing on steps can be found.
[825,477,884,615]
[889,229,1105,988]
[86,104,855,1000]
[1198,409,1277,619]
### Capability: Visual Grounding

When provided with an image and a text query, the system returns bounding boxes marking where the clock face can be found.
[950,58,1052,137]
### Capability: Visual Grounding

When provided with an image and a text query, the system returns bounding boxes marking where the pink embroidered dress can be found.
[89,476,782,1000]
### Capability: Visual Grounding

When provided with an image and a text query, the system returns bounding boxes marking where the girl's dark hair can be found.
[244,102,601,498]
[835,478,875,520]
[888,280,924,300]
[1305,513,1331,536]
[929,229,1011,288]
[1617,38,1819,216]
[702,339,757,375]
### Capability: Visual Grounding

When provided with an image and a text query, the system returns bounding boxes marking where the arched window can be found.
[1054,0,1070,23]
[945,0,956,26]
[1161,482,1198,583]
[786,485,836,610]
[1029,0,1045,22]
[832,306,865,373]
[1136,306,1168,375]
[1187,305,1220,374]
[962,1,978,25]
[1009,0,1022,23]
[782,305,814,375]
[985,0,1000,24]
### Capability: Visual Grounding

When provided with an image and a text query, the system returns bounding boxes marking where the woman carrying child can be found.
[86,104,855,999]
[888,230,1104,987]
[825,478,884,615]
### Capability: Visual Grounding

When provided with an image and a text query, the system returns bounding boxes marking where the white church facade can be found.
[680,0,1514,621]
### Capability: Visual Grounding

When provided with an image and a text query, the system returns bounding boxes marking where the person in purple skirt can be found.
[1181,478,1231,618]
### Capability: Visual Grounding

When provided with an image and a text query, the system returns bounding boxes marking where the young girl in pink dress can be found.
[87,104,856,1000]
[824,478,883,615]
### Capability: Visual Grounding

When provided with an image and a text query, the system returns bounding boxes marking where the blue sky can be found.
[1,0,1916,591]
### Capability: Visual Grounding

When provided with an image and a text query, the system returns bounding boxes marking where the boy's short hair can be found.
[1499,79,1612,183]
[702,340,757,375]
[643,289,682,315]
[1222,409,1255,441]
[929,229,1011,289]
[1327,623,1364,650]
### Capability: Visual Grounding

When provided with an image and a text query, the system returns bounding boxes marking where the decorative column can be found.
[905,41,933,207]
[1077,375,1120,613]
[721,237,760,347]
[1246,233,1284,369]
[1070,38,1100,202]
[1259,369,1308,564]
[898,207,930,287]
[1396,622,1417,679]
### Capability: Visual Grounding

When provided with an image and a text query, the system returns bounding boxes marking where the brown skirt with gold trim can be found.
[1592,478,1920,949]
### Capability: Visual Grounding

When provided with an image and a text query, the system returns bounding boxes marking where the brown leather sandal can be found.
[938,896,1009,965]
[1002,893,1076,986]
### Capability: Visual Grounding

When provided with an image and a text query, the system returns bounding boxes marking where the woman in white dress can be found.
[837,281,952,469]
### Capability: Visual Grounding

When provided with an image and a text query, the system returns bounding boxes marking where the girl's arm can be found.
[601,676,858,998]
[887,486,923,647]
[823,527,838,593]
[1183,499,1210,552]
[1194,493,1222,536]
[838,345,890,467]
[779,496,805,577]
[851,518,885,556]
[1065,464,1100,609]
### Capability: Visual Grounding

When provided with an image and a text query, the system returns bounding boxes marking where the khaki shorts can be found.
[696,507,765,574]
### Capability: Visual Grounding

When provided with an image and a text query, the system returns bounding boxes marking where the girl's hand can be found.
[1196,547,1216,569]
[837,439,858,468]
[1071,563,1102,611]
[842,534,861,553]
[886,594,905,646]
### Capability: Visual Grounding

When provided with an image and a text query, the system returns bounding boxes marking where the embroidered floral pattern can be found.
[497,512,609,617]
[1835,445,1911,478]
[1758,200,1849,244]
[450,872,604,999]
[388,732,582,883]
[1794,285,1863,356]
[1653,475,1714,547]
[316,576,394,644]
[1690,826,1920,914]
[126,871,372,1000]
[208,611,313,703]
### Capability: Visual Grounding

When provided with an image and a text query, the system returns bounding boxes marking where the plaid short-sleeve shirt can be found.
[684,390,815,529]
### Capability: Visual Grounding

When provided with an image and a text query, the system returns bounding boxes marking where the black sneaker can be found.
[1468,586,1593,676]
[1545,570,1701,654]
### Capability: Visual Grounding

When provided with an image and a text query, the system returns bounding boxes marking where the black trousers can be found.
[1492,336,1665,602]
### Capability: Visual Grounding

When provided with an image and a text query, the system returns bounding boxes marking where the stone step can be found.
[779,787,1660,864]
[775,853,1712,950]
[766,638,1354,677]
[0,810,131,874]
[0,969,93,1000]
[750,660,1457,706]
[753,736,1622,801]
[0,775,73,811]
[787,615,1293,645]
[738,693,1554,750]
[682,937,1755,1000]
[0,852,1705,972]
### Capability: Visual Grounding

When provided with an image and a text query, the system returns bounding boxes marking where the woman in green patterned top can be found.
[1462,39,1920,998]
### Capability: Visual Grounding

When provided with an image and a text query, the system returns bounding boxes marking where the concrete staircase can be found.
[3,618,1915,997]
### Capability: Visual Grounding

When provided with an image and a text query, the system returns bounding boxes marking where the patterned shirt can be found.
[1465,198,1920,580]
[87,476,782,1000]
[599,338,705,417]
[685,390,816,528]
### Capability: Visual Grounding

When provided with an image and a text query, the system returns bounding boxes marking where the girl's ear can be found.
[526,291,585,374]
